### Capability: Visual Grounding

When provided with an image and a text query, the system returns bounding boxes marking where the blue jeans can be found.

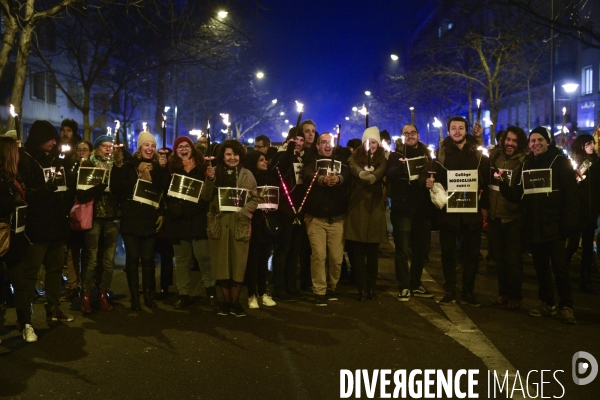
[82,219,119,291]
[391,214,431,290]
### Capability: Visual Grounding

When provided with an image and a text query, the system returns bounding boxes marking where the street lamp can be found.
[217,10,228,18]
[280,112,285,116]
[390,54,399,61]
[352,106,358,112]
[256,71,264,79]
[345,117,350,121]
[562,83,579,93]
[365,90,371,96]
[271,98,277,104]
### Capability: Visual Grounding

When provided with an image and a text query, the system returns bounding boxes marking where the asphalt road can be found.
[1,233,599,399]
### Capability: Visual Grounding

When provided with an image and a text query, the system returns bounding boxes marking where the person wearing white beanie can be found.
[362,126,381,145]
[137,131,156,150]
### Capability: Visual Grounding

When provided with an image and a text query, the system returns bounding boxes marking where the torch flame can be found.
[476,99,481,108]
[295,101,304,113]
[409,107,414,111]
[562,107,566,115]
[114,120,120,131]
[568,155,577,170]
[428,144,436,159]
[207,120,211,129]
[358,104,368,116]
[61,144,71,153]
[107,127,112,136]
[337,125,340,135]
[189,129,202,137]
[220,113,230,126]
[142,122,148,132]
[477,146,489,158]
[381,140,391,152]
[9,104,17,118]
[433,117,442,128]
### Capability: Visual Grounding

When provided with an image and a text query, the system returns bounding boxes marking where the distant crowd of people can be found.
[1,116,598,343]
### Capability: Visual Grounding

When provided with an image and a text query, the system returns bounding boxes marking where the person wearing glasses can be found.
[386,124,435,302]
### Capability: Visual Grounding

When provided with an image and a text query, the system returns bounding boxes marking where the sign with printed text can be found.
[218,187,249,212]
[406,156,428,180]
[316,159,342,175]
[14,205,26,233]
[489,167,513,191]
[132,179,161,208]
[167,174,203,203]
[77,167,109,190]
[522,168,552,194]
[43,167,67,192]
[447,169,478,213]
[257,186,279,210]
[293,162,304,184]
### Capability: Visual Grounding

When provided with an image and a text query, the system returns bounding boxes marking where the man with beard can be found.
[499,126,578,324]
[387,124,435,301]
[422,116,489,306]
[488,127,527,310]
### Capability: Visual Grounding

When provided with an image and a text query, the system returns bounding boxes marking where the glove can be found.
[43,182,58,194]
[359,171,376,184]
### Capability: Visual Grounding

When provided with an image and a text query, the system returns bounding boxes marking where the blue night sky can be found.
[250,0,424,137]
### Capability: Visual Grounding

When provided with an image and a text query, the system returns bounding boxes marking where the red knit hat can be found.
[173,136,194,150]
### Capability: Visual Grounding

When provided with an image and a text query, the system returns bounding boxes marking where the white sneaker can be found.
[261,294,277,307]
[22,324,38,343]
[248,295,259,309]
[397,289,411,302]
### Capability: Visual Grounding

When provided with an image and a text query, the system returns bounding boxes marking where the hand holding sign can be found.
[426,171,436,189]
[325,174,339,186]
[206,165,215,180]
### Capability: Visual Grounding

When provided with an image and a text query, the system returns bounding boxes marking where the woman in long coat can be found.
[344,127,388,301]
[202,140,259,317]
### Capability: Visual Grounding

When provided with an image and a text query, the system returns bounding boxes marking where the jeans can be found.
[82,219,119,292]
[391,215,432,290]
[245,237,272,297]
[351,241,379,292]
[439,226,481,295]
[305,217,344,295]
[488,217,523,300]
[531,239,573,308]
[173,239,214,295]
[271,218,303,293]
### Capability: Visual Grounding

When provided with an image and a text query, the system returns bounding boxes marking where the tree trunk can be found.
[10,24,35,127]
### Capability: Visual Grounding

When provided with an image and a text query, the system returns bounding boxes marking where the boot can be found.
[126,265,141,311]
[80,291,92,314]
[206,286,218,307]
[99,289,113,311]
[142,260,158,308]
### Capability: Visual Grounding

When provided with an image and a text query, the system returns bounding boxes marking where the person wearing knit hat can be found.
[2,130,17,139]
[528,126,553,148]
[362,126,381,145]
[25,120,60,155]
[137,131,156,150]
[173,136,194,151]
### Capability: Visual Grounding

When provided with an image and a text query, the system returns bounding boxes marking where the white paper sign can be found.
[132,179,161,208]
[406,156,428,181]
[257,186,279,210]
[447,169,478,213]
[218,187,249,212]
[15,205,27,234]
[43,167,67,192]
[293,162,303,185]
[522,168,552,194]
[167,174,203,203]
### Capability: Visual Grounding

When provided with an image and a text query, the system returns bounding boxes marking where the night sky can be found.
[251,0,424,138]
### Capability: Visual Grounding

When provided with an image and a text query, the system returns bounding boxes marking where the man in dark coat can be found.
[387,123,435,301]
[499,126,578,324]
[422,116,490,307]
[17,120,75,324]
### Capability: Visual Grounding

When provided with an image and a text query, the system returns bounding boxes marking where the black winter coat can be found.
[269,144,305,222]
[0,177,30,266]
[110,157,168,237]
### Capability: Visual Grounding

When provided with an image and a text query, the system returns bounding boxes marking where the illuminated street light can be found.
[256,71,264,79]
[247,138,254,144]
[345,117,350,120]
[280,112,285,116]
[390,54,399,61]
[562,83,579,93]
[284,119,289,123]
[282,132,288,138]
[289,124,294,128]
[164,106,170,112]
[352,106,358,112]
[365,91,371,96]
[271,99,277,104]
[217,11,228,18]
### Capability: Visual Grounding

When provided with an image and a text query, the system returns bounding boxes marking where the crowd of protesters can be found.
[1,116,598,343]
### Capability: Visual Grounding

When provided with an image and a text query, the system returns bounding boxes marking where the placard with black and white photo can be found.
[489,167,513,191]
[406,156,428,181]
[218,187,249,212]
[315,159,342,175]
[167,174,203,203]
[522,168,552,194]
[15,205,27,234]
[43,167,67,192]
[257,185,279,210]
[77,167,107,190]
[132,179,161,208]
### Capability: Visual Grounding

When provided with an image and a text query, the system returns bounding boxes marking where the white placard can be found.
[522,168,552,194]
[15,205,27,234]
[132,179,161,208]
[447,169,478,213]
[315,159,342,175]
[167,174,204,203]
[218,187,249,212]
[257,186,279,210]
[77,167,108,190]
[43,167,67,192]
[293,162,304,184]
[406,156,428,181]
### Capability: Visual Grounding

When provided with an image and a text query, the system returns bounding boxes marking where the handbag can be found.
[70,197,94,231]
[0,220,10,257]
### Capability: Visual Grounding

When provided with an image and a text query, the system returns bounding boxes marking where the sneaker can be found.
[559,306,576,324]
[411,286,434,298]
[217,302,230,316]
[248,295,259,309]
[272,291,298,303]
[315,295,328,307]
[261,294,276,307]
[397,289,411,302]
[46,308,75,322]
[491,295,509,306]
[22,324,37,343]
[326,289,338,301]
[529,302,557,317]
[229,302,247,317]
[460,293,481,307]
[437,292,456,305]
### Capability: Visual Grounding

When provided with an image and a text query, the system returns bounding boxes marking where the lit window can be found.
[582,66,593,95]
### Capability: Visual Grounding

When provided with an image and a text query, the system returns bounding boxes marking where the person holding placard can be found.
[345,127,388,302]
[202,140,259,317]
[77,135,119,314]
[17,120,75,324]
[488,127,528,310]
[111,130,168,310]
[498,126,578,323]
[422,116,489,307]
[0,136,38,341]
[164,136,216,310]
[302,132,350,306]
[387,124,435,302]
[243,151,279,309]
